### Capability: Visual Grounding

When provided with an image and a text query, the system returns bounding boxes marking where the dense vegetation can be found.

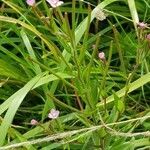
[0,0,150,149]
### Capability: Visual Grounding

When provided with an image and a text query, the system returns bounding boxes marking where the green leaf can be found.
[0,59,26,81]
[97,73,150,108]
[113,92,125,113]
[0,72,73,117]
[127,0,139,36]
[75,0,119,45]
[9,128,36,150]
[20,29,41,74]
[0,16,58,59]
[0,73,44,146]
[0,78,9,88]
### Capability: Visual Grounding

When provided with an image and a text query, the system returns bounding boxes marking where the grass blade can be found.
[97,73,150,108]
[0,73,44,146]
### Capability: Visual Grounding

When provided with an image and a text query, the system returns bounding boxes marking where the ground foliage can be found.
[0,0,150,149]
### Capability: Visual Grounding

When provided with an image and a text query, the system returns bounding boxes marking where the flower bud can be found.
[30,119,38,125]
[98,52,105,60]
[137,22,147,29]
[26,0,35,6]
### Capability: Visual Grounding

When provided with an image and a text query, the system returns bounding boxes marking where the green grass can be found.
[0,0,150,149]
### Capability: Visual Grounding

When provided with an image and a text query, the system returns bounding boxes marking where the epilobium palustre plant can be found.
[0,0,150,149]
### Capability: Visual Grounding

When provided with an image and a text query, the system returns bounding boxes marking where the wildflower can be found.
[30,119,38,125]
[137,22,147,29]
[94,7,106,21]
[26,0,35,6]
[146,34,150,40]
[98,52,105,60]
[48,108,60,119]
[46,0,64,8]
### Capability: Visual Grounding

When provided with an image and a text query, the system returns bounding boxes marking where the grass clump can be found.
[0,0,150,149]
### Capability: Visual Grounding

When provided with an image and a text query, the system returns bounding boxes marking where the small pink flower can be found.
[137,22,147,29]
[48,109,60,119]
[146,34,150,40]
[30,119,38,125]
[46,0,64,8]
[98,52,105,60]
[26,0,35,6]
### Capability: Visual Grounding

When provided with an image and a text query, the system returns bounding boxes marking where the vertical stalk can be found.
[112,25,126,75]
[79,4,91,64]
[100,41,113,112]
[72,0,76,33]
[127,0,139,37]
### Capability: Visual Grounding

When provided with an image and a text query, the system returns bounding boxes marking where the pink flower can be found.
[98,52,105,60]
[48,109,60,119]
[137,22,147,29]
[30,119,38,125]
[46,0,64,8]
[146,34,150,40]
[26,0,35,6]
